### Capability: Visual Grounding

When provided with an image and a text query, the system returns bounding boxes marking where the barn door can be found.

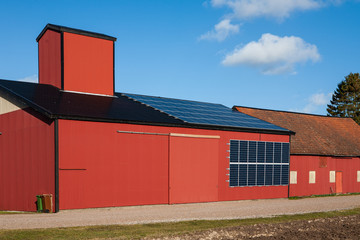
[335,171,343,194]
[169,133,219,204]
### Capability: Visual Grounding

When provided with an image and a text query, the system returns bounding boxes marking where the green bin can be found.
[36,195,43,212]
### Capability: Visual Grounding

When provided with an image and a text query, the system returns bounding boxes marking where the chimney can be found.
[36,24,117,96]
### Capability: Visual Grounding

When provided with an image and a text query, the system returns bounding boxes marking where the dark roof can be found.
[0,79,183,125]
[36,24,117,42]
[124,93,291,133]
[0,79,292,134]
[234,106,360,157]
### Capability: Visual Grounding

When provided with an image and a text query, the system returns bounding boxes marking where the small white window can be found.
[357,171,360,182]
[309,171,316,184]
[329,171,336,183]
[290,171,297,184]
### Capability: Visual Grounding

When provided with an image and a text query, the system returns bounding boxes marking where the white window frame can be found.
[309,171,316,184]
[329,171,336,183]
[290,171,297,184]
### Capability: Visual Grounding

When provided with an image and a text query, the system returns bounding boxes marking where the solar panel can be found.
[229,140,290,187]
[257,165,265,185]
[281,165,289,185]
[229,164,239,187]
[123,93,288,131]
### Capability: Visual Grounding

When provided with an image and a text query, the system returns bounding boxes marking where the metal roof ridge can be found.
[36,23,117,42]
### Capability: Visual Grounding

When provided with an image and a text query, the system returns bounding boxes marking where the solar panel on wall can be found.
[229,140,290,187]
[123,93,288,131]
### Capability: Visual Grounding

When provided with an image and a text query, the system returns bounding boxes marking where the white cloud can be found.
[199,19,240,42]
[211,0,323,20]
[222,33,320,74]
[18,74,38,83]
[309,92,331,105]
[300,92,332,113]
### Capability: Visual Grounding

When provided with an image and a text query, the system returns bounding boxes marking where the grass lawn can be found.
[0,208,359,240]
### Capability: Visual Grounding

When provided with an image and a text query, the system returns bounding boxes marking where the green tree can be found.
[327,72,360,124]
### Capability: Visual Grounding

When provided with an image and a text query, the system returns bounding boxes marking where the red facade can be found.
[289,155,360,197]
[57,120,289,210]
[0,109,55,212]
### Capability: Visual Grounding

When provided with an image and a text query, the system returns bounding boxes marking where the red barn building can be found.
[234,106,360,197]
[0,24,293,212]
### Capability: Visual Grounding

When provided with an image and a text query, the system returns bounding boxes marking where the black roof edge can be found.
[0,81,53,119]
[232,105,350,119]
[55,115,294,136]
[36,23,117,42]
[291,153,360,158]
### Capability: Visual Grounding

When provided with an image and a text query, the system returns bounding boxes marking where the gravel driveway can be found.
[1,195,360,230]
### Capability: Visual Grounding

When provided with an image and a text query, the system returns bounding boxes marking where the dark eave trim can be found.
[290,153,360,158]
[36,23,117,42]
[54,114,293,136]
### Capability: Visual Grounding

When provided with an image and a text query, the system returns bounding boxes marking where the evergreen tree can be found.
[327,72,360,125]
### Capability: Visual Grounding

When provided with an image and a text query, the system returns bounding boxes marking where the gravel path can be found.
[1,195,360,230]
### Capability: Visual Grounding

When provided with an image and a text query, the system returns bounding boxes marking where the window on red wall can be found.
[309,171,316,184]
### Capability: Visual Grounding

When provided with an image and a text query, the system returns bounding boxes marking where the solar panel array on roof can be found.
[123,93,288,132]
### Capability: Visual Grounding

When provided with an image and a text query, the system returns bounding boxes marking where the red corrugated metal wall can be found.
[169,135,219,204]
[0,109,55,211]
[38,29,61,88]
[289,155,360,196]
[58,119,289,210]
[63,32,114,95]
[58,121,169,209]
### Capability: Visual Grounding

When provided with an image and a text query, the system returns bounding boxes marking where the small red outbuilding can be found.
[0,24,293,212]
[234,106,360,197]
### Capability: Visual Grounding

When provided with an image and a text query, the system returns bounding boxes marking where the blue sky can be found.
[0,0,359,115]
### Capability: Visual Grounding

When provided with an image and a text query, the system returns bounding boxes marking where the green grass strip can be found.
[289,192,360,200]
[0,208,359,240]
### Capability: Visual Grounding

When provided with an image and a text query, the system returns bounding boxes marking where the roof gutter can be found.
[291,153,360,158]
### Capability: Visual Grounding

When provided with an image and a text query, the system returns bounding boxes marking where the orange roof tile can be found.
[234,106,360,157]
